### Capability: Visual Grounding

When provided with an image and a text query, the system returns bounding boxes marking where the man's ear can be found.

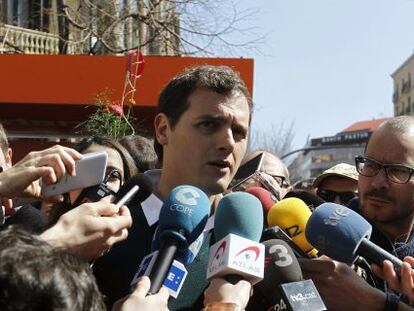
[154,113,170,147]
[5,148,12,168]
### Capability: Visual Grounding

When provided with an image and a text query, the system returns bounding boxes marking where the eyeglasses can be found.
[231,170,281,201]
[316,189,357,204]
[355,156,414,184]
[271,175,291,189]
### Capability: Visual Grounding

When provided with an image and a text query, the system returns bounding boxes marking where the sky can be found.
[225,0,414,153]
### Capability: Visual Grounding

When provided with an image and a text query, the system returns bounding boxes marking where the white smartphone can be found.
[41,151,108,197]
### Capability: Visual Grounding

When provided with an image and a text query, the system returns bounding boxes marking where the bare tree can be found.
[58,0,264,55]
[248,121,295,158]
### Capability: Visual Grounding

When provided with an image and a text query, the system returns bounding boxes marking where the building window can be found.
[4,0,50,32]
[312,154,333,163]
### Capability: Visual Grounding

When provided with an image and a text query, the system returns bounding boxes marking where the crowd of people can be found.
[2,65,414,310]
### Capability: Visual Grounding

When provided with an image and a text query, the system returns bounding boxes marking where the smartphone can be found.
[228,152,264,189]
[41,151,108,197]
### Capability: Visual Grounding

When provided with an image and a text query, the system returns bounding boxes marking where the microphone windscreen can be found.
[263,239,303,282]
[267,198,314,254]
[214,192,263,242]
[158,185,210,247]
[115,173,153,204]
[284,190,325,211]
[305,202,372,264]
[253,239,303,309]
[245,187,276,218]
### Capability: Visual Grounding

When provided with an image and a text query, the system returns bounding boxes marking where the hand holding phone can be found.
[41,151,108,197]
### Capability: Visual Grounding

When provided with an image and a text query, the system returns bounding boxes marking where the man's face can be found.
[359,129,414,223]
[157,88,250,196]
[260,154,291,198]
[317,176,358,205]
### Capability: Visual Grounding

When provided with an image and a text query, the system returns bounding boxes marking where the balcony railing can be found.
[0,24,60,54]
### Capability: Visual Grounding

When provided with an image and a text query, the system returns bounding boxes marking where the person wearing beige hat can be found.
[313,163,359,205]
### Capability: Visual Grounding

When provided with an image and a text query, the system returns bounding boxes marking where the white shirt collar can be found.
[140,169,220,229]
[141,169,163,226]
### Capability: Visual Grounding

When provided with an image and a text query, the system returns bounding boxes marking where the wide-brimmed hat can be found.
[313,163,358,188]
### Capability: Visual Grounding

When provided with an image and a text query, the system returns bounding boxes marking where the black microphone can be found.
[73,172,153,208]
[306,203,403,275]
[250,239,326,311]
[114,174,153,206]
[147,185,210,294]
[72,183,113,208]
[262,225,309,258]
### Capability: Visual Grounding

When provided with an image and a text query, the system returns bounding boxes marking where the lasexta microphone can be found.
[305,202,403,274]
[148,185,210,294]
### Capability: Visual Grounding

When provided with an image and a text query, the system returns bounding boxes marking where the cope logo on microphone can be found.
[175,188,201,206]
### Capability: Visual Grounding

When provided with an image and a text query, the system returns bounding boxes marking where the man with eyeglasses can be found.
[241,150,292,199]
[313,163,359,205]
[300,117,414,311]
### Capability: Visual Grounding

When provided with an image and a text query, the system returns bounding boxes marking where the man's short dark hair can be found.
[0,226,105,311]
[154,65,253,160]
[0,122,9,155]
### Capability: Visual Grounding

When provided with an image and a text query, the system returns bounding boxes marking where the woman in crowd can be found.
[48,136,137,224]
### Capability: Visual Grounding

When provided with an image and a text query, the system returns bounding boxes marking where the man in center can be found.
[93,65,253,310]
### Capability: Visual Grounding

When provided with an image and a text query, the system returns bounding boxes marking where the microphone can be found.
[73,173,153,208]
[147,185,210,294]
[72,183,114,208]
[130,250,189,298]
[114,174,153,206]
[262,226,309,258]
[284,190,325,212]
[207,192,265,284]
[305,202,403,275]
[267,198,318,257]
[259,239,303,293]
[244,187,276,226]
[251,239,326,311]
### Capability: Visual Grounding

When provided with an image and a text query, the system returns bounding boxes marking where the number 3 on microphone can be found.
[268,245,293,267]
